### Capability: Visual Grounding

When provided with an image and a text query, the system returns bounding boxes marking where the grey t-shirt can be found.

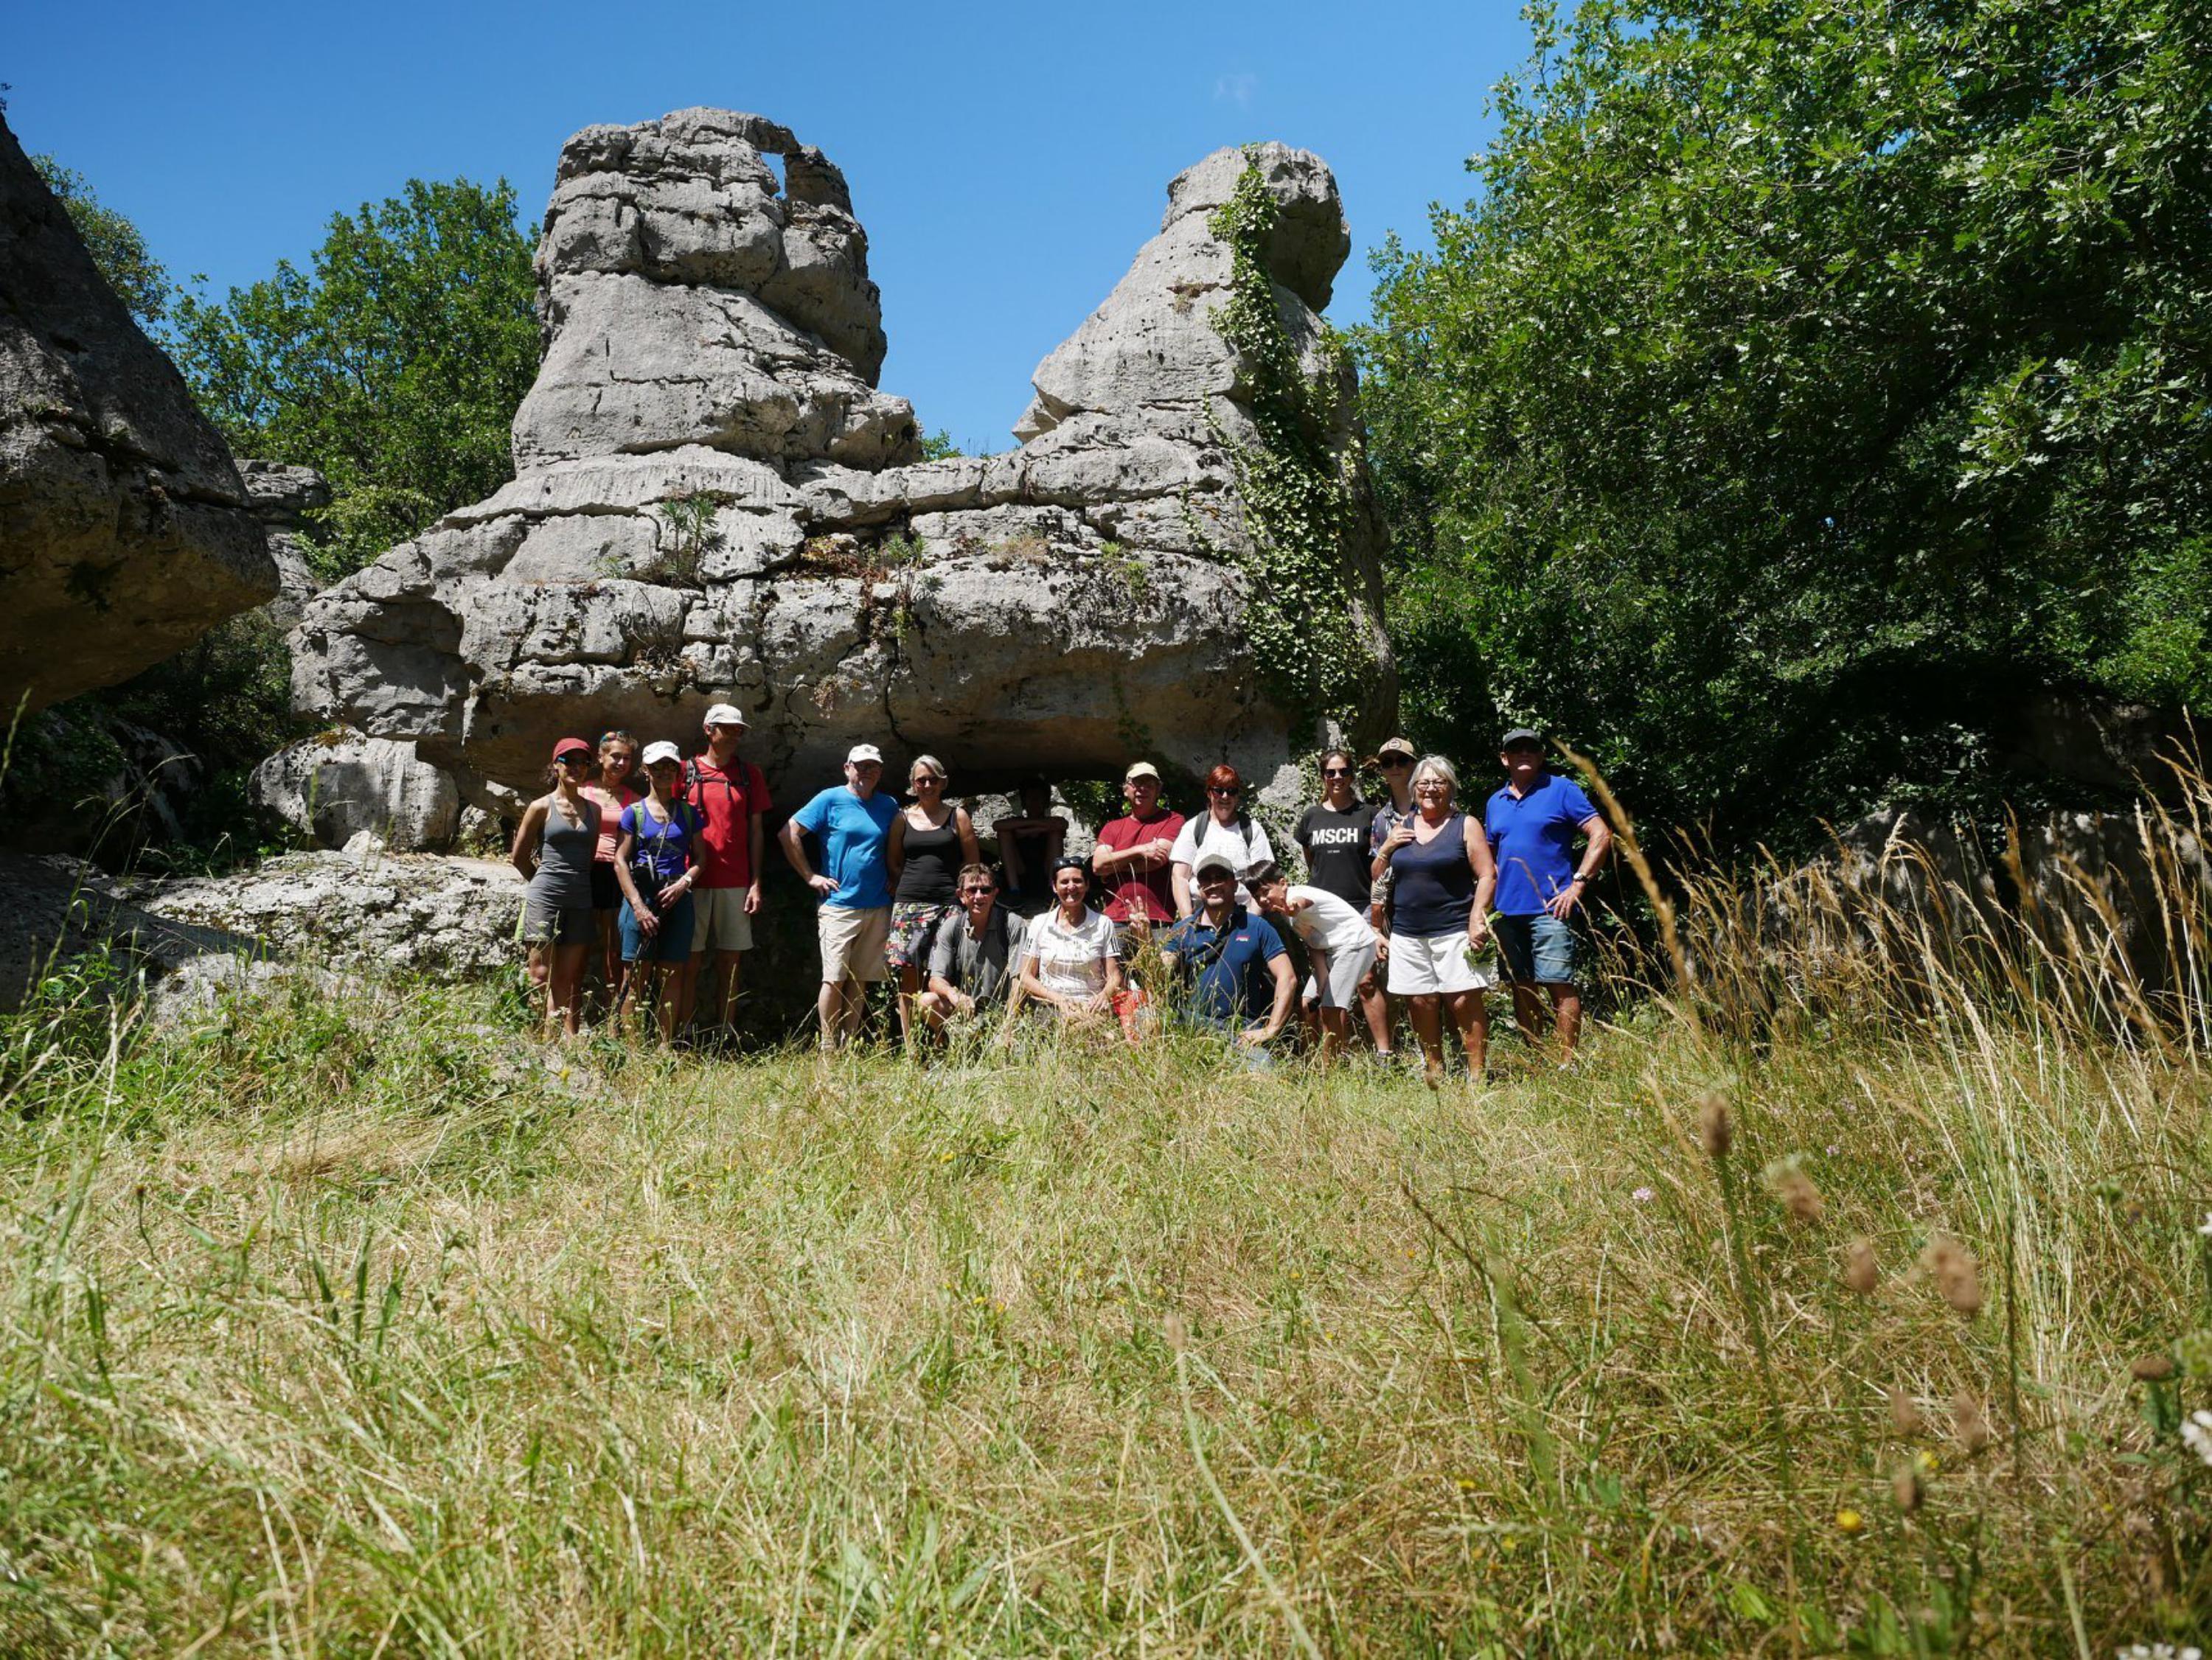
[927,905,1029,1003]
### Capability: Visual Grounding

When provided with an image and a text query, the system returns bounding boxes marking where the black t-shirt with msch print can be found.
[1295,801,1377,910]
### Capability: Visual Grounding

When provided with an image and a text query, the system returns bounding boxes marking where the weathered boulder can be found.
[292,113,1393,817]
[0,117,276,713]
[250,728,462,851]
[133,845,526,979]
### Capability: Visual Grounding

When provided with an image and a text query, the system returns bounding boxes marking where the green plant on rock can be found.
[645,492,723,586]
[1207,150,1371,722]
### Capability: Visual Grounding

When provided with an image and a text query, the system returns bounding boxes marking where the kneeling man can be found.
[917,863,1028,1032]
[1161,850,1296,1064]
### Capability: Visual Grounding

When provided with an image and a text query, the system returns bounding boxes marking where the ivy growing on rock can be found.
[1207,151,1371,724]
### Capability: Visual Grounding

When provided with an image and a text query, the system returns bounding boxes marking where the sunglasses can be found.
[1381,757,1413,769]
[557,753,592,767]
[1322,767,1353,778]
[1208,785,1242,797]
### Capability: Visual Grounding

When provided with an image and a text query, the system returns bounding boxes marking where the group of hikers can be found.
[511,702,1613,1083]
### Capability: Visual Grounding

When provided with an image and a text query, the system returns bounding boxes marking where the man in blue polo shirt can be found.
[1161,850,1297,1065]
[1485,728,1613,1065]
[779,743,900,1048]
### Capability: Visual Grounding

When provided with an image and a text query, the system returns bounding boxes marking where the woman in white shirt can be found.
[1250,863,1382,1066]
[1171,764,1276,916]
[1020,855,1121,1025]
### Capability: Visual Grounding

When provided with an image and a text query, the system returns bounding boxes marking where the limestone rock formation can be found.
[292,112,1392,818]
[134,845,526,981]
[239,458,330,628]
[249,728,462,851]
[0,118,276,713]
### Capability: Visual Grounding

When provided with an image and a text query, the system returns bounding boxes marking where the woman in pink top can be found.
[582,729,641,1007]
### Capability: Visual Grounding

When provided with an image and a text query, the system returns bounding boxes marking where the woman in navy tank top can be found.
[1376,756,1498,1086]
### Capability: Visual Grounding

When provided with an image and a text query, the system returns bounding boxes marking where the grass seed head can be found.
[1889,1385,1922,1435]
[2130,1354,2176,1383]
[1843,1238,1879,1295]
[1764,1158,1823,1223]
[1892,1462,1925,1512]
[1950,1389,1991,1454]
[1697,1093,1733,1158]
[1924,1236,1983,1317]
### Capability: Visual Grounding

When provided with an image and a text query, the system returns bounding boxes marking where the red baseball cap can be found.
[551,736,593,762]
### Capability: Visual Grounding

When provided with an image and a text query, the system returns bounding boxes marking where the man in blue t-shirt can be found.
[1160,851,1297,1066]
[1484,728,1613,1065]
[779,743,901,1047]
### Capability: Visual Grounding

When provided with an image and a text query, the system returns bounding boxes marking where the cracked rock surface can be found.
[0,116,276,713]
[293,111,1392,823]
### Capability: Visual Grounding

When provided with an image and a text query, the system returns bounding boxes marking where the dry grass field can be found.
[1,818,2208,1656]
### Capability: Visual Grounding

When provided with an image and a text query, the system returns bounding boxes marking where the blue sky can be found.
[9,1,1528,453]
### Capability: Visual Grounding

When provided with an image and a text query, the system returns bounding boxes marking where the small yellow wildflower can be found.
[1835,1508,1865,1536]
[1913,1450,1941,1476]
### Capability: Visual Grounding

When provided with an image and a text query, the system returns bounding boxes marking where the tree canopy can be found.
[31,155,173,328]
[1360,0,2212,852]
[169,178,539,578]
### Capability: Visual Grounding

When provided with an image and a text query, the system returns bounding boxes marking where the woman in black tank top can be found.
[887,755,982,1051]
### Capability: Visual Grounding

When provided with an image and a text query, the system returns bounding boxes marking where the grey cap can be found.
[1501,727,1544,750]
[1192,848,1239,879]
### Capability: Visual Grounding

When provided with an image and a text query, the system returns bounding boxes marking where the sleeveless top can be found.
[584,784,639,862]
[1388,813,1475,938]
[529,796,599,909]
[895,812,963,904]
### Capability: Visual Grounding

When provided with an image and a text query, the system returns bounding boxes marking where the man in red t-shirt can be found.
[1091,761,1186,953]
[684,701,772,1033]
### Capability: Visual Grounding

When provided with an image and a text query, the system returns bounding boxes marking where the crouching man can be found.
[1160,849,1297,1067]
[916,863,1028,1036]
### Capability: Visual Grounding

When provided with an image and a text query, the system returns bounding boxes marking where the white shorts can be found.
[818,904,891,983]
[691,885,755,953]
[1301,938,1378,1010]
[1386,931,1494,996]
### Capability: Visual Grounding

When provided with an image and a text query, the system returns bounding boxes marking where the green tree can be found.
[31,155,173,327]
[170,178,538,577]
[1360,0,2212,853]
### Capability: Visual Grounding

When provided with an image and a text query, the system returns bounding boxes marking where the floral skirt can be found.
[886,901,956,971]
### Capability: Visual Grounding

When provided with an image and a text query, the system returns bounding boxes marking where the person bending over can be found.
[1249,861,1381,1068]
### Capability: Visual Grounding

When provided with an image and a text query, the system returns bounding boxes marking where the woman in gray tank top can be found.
[510,736,603,1036]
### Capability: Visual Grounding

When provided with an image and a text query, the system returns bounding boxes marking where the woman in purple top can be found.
[1377,756,1498,1087]
[613,741,702,1042]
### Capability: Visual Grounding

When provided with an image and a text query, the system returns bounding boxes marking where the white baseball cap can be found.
[1124,761,1161,783]
[640,740,682,767]
[703,702,747,729]
[846,743,885,765]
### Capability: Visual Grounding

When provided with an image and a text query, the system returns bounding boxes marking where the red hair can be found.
[1204,764,1244,794]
